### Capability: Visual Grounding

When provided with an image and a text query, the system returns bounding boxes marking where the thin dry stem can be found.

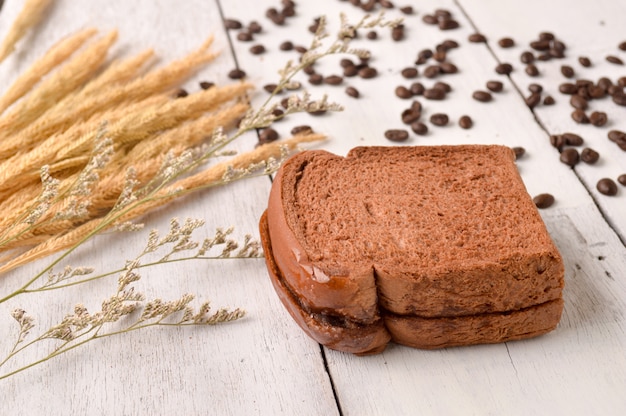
[0,0,52,63]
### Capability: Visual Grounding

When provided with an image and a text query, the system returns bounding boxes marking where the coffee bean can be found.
[400,6,414,14]
[530,39,550,51]
[395,85,413,99]
[439,62,458,74]
[433,81,452,92]
[597,178,618,196]
[612,93,626,106]
[250,44,266,55]
[439,19,460,30]
[345,86,360,98]
[543,95,555,105]
[416,49,433,64]
[303,64,316,75]
[224,18,243,30]
[618,174,626,186]
[279,41,294,51]
[343,65,358,77]
[401,109,421,124]
[495,63,513,75]
[422,14,438,25]
[512,146,526,159]
[366,30,378,40]
[559,83,578,94]
[423,88,446,100]
[242,21,260,35]
[294,45,307,54]
[358,67,378,79]
[430,113,449,126]
[606,55,624,65]
[410,100,423,113]
[520,51,535,64]
[228,68,246,79]
[569,95,588,110]
[619,77,626,87]
[486,80,503,92]
[525,64,539,76]
[308,74,323,85]
[199,81,215,90]
[468,33,487,43]
[441,39,460,50]
[571,109,589,124]
[459,115,473,129]
[581,148,600,164]
[588,85,606,99]
[433,50,447,62]
[385,129,410,142]
[410,121,429,135]
[536,53,552,61]
[498,37,515,48]
[291,125,313,135]
[525,93,541,108]
[258,128,279,144]
[560,148,580,166]
[237,31,254,42]
[472,90,492,102]
[561,65,575,78]
[434,8,452,18]
[589,111,608,127]
[391,26,405,41]
[578,56,592,67]
[272,108,284,119]
[175,88,188,98]
[423,65,441,78]
[410,82,425,96]
[620,41,626,51]
[528,83,543,93]
[608,130,626,143]
[562,133,584,146]
[324,75,343,85]
[550,134,565,151]
[263,83,278,93]
[401,67,419,78]
[533,193,555,209]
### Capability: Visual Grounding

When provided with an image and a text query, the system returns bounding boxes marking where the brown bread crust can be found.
[262,145,565,353]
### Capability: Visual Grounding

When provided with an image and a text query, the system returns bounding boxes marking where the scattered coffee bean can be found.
[324,75,343,85]
[250,44,266,55]
[589,111,608,127]
[271,108,284,118]
[606,55,624,65]
[263,83,279,93]
[308,73,323,85]
[199,81,215,90]
[543,95,556,105]
[401,108,421,124]
[581,148,600,164]
[358,66,378,79]
[410,82,425,96]
[468,33,487,43]
[345,86,360,98]
[430,113,449,126]
[433,81,452,92]
[569,95,588,110]
[303,64,316,75]
[248,21,263,33]
[422,14,438,25]
[228,68,246,79]
[486,80,503,92]
[560,148,580,166]
[343,65,358,77]
[291,125,313,135]
[224,18,243,30]
[258,128,279,144]
[400,6,414,15]
[562,133,584,146]
[395,85,413,99]
[439,19,460,30]
[416,49,433,64]
[512,146,526,159]
[559,83,578,94]
[391,25,405,41]
[279,40,293,51]
[410,100,423,113]
[423,87,446,100]
[439,62,458,74]
[525,64,539,76]
[434,51,448,62]
[571,109,589,124]
[472,90,492,102]
[175,88,188,98]
[385,129,410,142]
[237,31,254,42]
[495,63,513,75]
[617,174,626,186]
[578,56,592,67]
[533,193,555,209]
[528,83,543,93]
[459,115,473,129]
[612,93,626,106]
[620,41,626,51]
[525,93,541,108]
[530,39,550,51]
[401,67,419,78]
[410,121,429,135]
[498,37,515,48]
[588,85,605,99]
[550,134,566,151]
[597,178,618,196]
[366,30,378,40]
[294,45,307,54]
[561,65,575,78]
[520,51,535,64]
[423,65,441,78]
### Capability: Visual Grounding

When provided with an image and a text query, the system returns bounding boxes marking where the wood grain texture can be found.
[1,0,625,414]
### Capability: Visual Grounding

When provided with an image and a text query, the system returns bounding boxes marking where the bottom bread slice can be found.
[260,211,563,354]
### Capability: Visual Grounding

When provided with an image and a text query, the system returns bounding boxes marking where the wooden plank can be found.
[0,1,338,415]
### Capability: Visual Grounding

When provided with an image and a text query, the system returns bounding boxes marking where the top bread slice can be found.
[264,145,564,352]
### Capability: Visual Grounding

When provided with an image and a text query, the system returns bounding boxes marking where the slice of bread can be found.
[260,145,565,354]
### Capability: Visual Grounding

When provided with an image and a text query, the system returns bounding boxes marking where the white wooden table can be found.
[1,0,625,414]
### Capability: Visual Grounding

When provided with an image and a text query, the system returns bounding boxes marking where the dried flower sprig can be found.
[0,0,52,64]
